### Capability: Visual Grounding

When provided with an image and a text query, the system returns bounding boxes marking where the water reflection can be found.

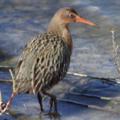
[13,113,61,120]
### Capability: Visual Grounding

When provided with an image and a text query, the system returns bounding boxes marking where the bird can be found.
[1,7,95,114]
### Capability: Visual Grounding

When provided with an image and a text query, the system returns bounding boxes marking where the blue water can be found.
[0,1,120,120]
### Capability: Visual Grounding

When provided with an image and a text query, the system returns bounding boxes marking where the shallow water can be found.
[1,73,120,120]
[0,0,120,120]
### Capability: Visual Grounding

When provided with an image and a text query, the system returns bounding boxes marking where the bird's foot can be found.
[39,109,45,115]
[45,112,61,118]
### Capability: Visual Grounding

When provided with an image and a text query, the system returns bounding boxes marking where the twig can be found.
[9,69,14,80]
[58,98,120,114]
[0,79,12,83]
[68,72,117,84]
[111,29,120,74]
[69,91,120,102]
[9,69,16,93]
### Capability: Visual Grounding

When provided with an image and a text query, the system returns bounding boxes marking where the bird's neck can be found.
[47,21,72,53]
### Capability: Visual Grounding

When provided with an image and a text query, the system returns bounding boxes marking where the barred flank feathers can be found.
[14,32,71,93]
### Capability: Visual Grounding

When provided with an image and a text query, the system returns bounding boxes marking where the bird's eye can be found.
[64,11,75,19]
[68,13,75,18]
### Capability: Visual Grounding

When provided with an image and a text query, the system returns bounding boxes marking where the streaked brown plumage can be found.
[1,7,95,114]
[14,32,71,94]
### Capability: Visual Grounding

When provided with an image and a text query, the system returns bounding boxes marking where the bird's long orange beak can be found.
[75,15,96,26]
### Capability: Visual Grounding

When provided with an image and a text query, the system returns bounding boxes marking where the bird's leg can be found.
[1,92,16,113]
[42,90,59,115]
[37,92,44,112]
[49,97,54,112]
[53,96,57,113]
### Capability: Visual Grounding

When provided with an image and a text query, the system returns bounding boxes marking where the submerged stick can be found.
[0,66,14,71]
[0,79,12,83]
[59,98,120,114]
[68,72,117,84]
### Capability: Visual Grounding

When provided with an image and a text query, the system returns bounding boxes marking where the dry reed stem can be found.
[111,29,120,77]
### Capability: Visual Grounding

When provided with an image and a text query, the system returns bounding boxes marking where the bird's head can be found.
[47,7,96,52]
[53,7,96,26]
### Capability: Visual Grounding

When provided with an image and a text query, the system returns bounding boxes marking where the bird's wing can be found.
[14,34,49,92]
[31,37,68,93]
[14,33,70,93]
[15,33,52,76]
